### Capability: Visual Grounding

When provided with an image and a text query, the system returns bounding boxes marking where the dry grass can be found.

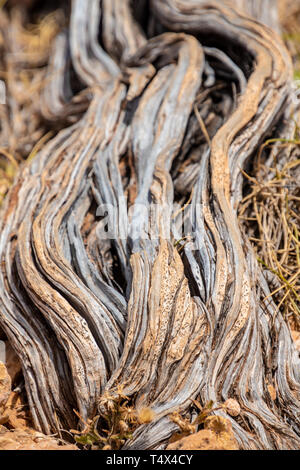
[0,6,63,204]
[280,0,300,80]
[239,133,300,329]
[238,3,300,330]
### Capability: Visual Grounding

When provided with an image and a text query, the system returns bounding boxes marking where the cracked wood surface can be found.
[0,0,299,449]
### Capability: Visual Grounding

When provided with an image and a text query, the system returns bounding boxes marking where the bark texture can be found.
[0,0,299,450]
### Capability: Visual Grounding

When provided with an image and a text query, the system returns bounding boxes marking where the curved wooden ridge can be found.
[0,0,299,449]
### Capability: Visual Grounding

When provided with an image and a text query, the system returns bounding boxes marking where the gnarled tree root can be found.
[0,0,299,450]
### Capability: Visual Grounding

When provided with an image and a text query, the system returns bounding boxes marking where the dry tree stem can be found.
[0,0,299,449]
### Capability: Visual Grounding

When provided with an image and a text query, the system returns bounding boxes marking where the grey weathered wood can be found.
[0,0,299,449]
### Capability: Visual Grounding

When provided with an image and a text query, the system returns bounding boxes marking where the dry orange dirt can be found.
[167,416,239,451]
[0,359,76,450]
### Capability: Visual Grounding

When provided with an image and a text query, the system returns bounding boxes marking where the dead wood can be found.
[0,0,299,450]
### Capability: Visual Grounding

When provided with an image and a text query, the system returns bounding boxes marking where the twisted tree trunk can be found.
[0,0,299,449]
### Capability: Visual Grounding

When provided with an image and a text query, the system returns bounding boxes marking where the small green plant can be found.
[71,385,155,450]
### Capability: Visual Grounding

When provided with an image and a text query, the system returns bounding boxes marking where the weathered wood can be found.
[0,0,299,449]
